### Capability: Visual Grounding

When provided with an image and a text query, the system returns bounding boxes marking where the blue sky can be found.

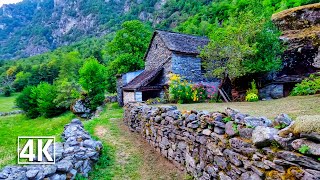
[0,0,23,7]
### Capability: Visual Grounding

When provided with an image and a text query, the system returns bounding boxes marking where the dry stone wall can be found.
[0,119,102,180]
[124,103,320,180]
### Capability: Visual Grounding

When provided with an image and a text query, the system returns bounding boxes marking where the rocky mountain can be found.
[0,0,211,60]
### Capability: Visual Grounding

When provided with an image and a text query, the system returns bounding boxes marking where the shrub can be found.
[192,83,207,102]
[16,86,40,119]
[168,74,193,104]
[16,83,65,119]
[291,74,320,96]
[246,80,259,102]
[79,58,108,110]
[168,74,207,104]
[245,93,259,102]
[36,82,65,118]
[3,86,12,97]
[54,78,81,109]
[246,80,258,95]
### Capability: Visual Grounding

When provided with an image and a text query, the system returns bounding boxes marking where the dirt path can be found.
[94,118,187,180]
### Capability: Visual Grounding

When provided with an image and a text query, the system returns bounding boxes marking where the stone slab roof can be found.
[123,67,163,91]
[148,30,209,55]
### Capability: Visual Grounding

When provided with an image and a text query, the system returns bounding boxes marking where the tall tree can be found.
[105,20,153,93]
[79,57,107,110]
[200,11,283,81]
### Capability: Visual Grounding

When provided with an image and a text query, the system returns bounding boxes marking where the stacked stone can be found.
[124,103,320,180]
[104,95,117,103]
[0,110,24,116]
[0,119,102,180]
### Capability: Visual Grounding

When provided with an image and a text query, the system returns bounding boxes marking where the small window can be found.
[155,44,158,49]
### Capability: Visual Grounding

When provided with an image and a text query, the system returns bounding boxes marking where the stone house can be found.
[117,30,213,106]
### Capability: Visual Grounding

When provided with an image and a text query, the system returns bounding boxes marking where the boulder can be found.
[277,151,320,171]
[218,172,232,180]
[26,169,39,179]
[244,117,272,128]
[56,160,73,172]
[239,127,253,139]
[252,126,278,147]
[240,171,262,180]
[71,99,91,118]
[202,129,212,136]
[274,113,292,126]
[300,132,320,142]
[272,3,320,76]
[291,138,320,156]
[187,120,199,129]
[259,84,284,100]
[225,121,237,136]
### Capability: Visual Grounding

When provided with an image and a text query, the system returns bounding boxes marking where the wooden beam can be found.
[218,88,229,103]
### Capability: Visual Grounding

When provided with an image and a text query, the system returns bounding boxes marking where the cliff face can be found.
[272,3,320,75]
[0,0,172,60]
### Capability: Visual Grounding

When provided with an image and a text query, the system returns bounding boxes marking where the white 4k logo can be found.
[18,136,55,164]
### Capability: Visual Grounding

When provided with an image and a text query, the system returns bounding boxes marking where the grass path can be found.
[85,103,187,180]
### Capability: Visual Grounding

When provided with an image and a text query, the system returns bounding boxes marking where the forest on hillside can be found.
[0,0,318,119]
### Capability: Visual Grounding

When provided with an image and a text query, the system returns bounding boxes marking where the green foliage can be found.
[54,78,81,109]
[16,82,65,119]
[245,93,259,102]
[13,71,32,92]
[299,145,310,154]
[16,86,40,118]
[36,82,65,118]
[176,0,316,36]
[246,80,259,95]
[245,80,259,102]
[223,117,232,123]
[201,11,283,80]
[79,58,107,110]
[105,20,152,93]
[291,74,320,96]
[232,123,239,134]
[274,123,287,129]
[3,86,13,97]
[168,74,207,104]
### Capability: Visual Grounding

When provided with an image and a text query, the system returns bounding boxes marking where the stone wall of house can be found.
[0,119,102,180]
[124,103,320,180]
[145,34,172,71]
[172,53,205,83]
[123,91,136,104]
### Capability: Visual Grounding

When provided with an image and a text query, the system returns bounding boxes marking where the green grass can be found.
[0,112,75,168]
[84,103,133,180]
[0,93,20,112]
[84,103,186,180]
[171,94,320,119]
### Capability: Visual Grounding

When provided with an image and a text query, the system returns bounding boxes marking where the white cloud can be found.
[0,0,23,7]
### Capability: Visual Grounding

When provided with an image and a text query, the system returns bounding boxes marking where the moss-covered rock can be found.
[272,3,320,75]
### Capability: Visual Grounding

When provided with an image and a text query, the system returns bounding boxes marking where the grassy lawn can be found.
[171,94,320,119]
[0,92,76,168]
[0,112,75,168]
[85,103,186,180]
[0,93,20,112]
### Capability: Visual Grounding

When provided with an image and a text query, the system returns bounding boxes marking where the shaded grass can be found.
[84,104,141,179]
[85,103,186,180]
[0,112,75,168]
[171,94,320,119]
[0,93,20,112]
